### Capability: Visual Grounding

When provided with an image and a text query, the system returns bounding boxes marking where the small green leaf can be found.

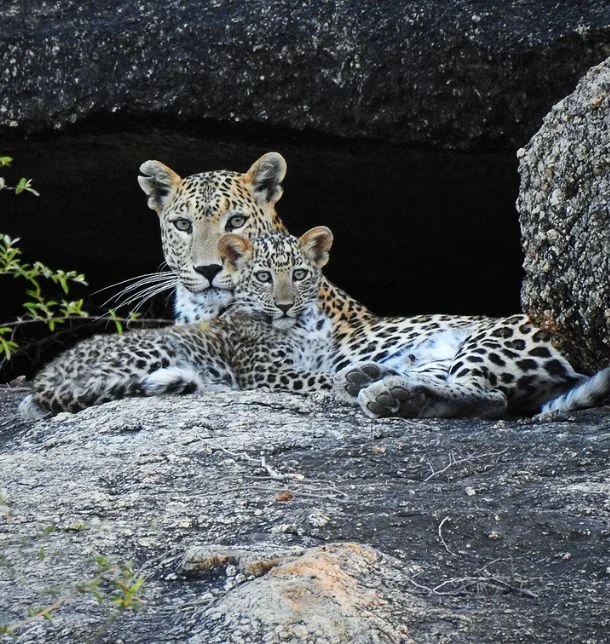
[108,309,124,334]
[0,337,18,359]
[15,177,29,195]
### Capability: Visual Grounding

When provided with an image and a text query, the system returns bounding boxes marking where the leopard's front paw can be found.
[357,375,428,419]
[333,362,397,404]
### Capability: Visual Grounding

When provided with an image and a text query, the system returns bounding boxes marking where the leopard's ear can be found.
[218,234,252,270]
[243,152,287,205]
[138,161,182,215]
[299,226,333,268]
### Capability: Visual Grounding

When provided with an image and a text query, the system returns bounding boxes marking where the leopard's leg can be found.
[142,364,237,396]
[18,394,51,420]
[357,373,507,419]
[145,326,238,395]
[334,358,454,405]
[20,330,175,416]
[445,315,583,415]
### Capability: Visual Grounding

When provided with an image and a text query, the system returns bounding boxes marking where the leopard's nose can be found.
[194,264,222,281]
[277,303,293,314]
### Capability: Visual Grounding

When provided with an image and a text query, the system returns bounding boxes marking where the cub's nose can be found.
[277,303,293,314]
[194,264,222,281]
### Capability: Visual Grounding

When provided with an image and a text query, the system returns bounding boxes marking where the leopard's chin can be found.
[272,316,297,331]
[174,283,235,324]
[187,284,232,297]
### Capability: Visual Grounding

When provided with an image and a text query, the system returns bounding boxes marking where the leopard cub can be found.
[19,227,335,418]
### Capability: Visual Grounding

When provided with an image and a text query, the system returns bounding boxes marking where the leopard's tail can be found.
[141,365,235,396]
[142,366,205,396]
[540,367,610,414]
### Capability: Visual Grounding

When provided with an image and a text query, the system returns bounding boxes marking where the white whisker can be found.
[94,271,170,295]
[128,283,178,313]
[114,282,173,307]
[102,275,176,308]
[114,275,175,296]
[107,279,176,310]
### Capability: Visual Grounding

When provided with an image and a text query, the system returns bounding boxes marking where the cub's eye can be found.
[293,268,309,281]
[254,271,272,283]
[226,214,248,231]
[173,218,192,233]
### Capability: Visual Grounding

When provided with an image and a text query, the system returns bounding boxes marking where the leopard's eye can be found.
[173,218,192,233]
[293,268,309,281]
[226,214,248,231]
[254,271,272,283]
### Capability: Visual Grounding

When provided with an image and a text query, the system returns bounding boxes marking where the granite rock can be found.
[1,384,609,641]
[518,57,610,373]
[2,0,610,149]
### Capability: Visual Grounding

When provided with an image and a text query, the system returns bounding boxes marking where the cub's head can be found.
[218,227,333,330]
[138,152,287,322]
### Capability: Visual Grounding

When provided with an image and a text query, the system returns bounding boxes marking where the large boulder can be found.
[518,57,610,373]
[2,1,609,150]
[1,385,609,641]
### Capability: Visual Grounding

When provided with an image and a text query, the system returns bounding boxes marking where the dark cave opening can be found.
[1,117,523,379]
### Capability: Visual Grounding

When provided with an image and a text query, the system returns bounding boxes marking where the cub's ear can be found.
[218,234,252,270]
[244,152,287,205]
[138,161,182,215]
[299,226,333,268]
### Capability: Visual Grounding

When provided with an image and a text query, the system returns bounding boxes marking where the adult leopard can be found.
[134,153,608,419]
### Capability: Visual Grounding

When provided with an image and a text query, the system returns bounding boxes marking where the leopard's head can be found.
[218,227,333,330]
[138,152,287,322]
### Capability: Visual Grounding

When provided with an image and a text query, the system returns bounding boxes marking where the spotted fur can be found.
[137,152,369,325]
[334,316,603,418]
[127,153,609,419]
[19,228,335,419]
[137,153,288,322]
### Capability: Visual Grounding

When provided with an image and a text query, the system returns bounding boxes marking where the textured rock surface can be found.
[518,57,610,373]
[1,384,609,641]
[2,1,609,149]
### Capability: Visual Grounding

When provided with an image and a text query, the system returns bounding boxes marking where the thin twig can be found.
[406,574,537,599]
[424,448,508,481]
[432,575,538,598]
[437,516,455,556]
[215,447,303,481]
[0,314,171,329]
[1,598,65,634]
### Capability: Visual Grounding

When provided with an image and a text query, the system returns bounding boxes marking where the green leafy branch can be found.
[77,555,146,611]
[0,156,40,196]
[0,554,146,636]
[0,234,90,361]
[1,156,168,374]
[0,234,144,367]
